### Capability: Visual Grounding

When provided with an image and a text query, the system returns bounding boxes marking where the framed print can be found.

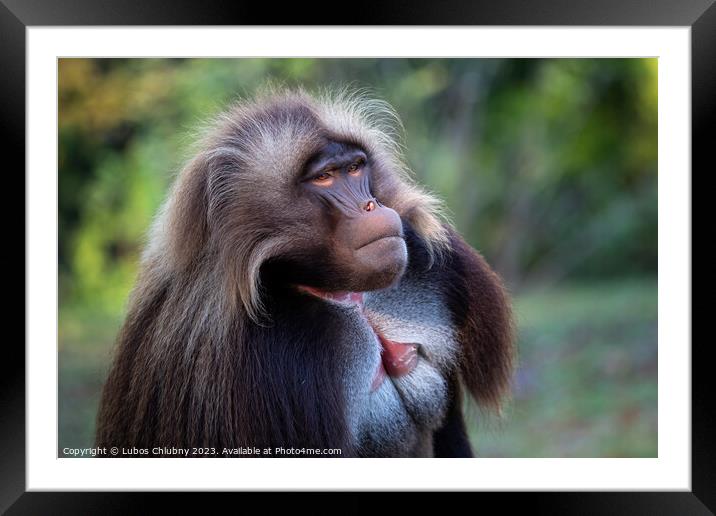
[4,0,711,512]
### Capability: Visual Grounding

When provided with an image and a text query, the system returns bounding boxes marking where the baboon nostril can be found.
[365,200,376,212]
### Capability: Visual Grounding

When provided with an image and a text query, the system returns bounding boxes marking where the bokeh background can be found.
[58,58,657,457]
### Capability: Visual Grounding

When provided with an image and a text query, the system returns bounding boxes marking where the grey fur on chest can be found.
[330,268,459,457]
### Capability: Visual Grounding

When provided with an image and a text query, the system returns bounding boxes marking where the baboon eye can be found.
[348,160,364,175]
[311,172,334,186]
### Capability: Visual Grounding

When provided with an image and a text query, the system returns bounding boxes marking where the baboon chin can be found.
[96,88,515,457]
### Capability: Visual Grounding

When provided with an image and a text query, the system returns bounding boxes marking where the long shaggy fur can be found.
[96,88,513,455]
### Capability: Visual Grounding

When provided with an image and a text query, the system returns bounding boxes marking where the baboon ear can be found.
[166,155,210,271]
[443,227,516,411]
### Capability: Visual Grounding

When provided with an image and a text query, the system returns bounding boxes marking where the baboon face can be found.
[273,140,408,294]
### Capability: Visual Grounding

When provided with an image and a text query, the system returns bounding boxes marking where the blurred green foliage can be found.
[475,279,657,457]
[58,58,657,457]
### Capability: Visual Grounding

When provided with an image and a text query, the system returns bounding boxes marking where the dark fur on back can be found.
[96,272,355,454]
[403,222,515,411]
[442,227,515,410]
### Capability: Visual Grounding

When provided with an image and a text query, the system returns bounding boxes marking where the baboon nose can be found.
[364,200,376,212]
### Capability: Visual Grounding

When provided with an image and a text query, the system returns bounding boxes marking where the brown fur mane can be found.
[95,89,452,452]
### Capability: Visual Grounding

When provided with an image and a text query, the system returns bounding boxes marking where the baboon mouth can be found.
[355,234,404,251]
[296,285,364,307]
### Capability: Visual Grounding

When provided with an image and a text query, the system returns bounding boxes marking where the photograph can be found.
[57,57,658,459]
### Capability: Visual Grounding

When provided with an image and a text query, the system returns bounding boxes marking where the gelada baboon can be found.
[96,88,514,457]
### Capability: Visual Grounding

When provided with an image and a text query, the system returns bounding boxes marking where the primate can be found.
[96,88,515,457]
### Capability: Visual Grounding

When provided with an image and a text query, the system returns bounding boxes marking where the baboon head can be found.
[151,89,448,320]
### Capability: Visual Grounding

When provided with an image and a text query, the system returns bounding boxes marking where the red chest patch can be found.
[371,332,418,391]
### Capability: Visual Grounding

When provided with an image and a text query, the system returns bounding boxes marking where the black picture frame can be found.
[3,0,711,512]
